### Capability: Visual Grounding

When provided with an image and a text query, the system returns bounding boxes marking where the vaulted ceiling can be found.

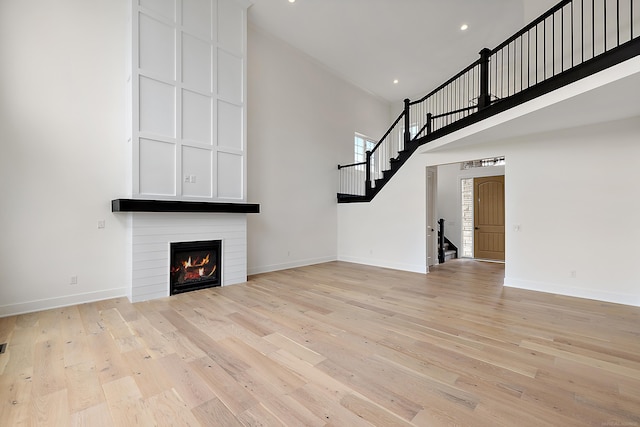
[248,0,559,103]
[248,0,640,145]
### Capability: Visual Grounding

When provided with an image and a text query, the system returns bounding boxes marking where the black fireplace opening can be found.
[170,240,221,295]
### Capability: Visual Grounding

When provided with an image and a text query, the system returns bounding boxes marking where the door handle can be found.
[475,227,479,230]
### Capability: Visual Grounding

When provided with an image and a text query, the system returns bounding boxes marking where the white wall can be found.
[0,0,129,316]
[0,1,391,314]
[503,117,640,305]
[338,115,640,306]
[337,152,429,273]
[246,25,391,274]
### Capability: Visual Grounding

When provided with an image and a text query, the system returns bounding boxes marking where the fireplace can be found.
[170,240,222,295]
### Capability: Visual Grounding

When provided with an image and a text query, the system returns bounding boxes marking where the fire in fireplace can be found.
[169,240,221,295]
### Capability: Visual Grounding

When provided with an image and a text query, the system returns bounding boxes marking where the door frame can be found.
[426,167,437,271]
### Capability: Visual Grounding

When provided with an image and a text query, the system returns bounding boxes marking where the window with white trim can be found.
[355,133,376,170]
[461,177,474,258]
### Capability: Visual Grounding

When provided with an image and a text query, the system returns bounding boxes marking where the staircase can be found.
[338,136,421,202]
[338,0,640,203]
[437,218,458,264]
[441,241,457,263]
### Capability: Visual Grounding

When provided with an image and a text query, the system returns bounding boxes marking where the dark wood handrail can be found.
[491,0,572,54]
[430,105,478,120]
[338,161,366,170]
[410,59,482,106]
[369,111,405,155]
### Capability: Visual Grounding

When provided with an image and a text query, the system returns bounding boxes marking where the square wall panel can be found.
[139,13,175,79]
[139,138,176,195]
[181,34,212,92]
[217,152,242,199]
[182,0,212,39]
[217,49,242,103]
[182,146,213,197]
[217,100,242,150]
[182,90,212,144]
[139,76,176,137]
[218,0,243,54]
[139,0,176,22]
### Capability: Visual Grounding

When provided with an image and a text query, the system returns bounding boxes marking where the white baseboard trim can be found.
[0,288,128,318]
[504,277,640,307]
[248,256,337,276]
[337,255,427,274]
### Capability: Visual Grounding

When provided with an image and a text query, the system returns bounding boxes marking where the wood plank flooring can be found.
[1,260,639,426]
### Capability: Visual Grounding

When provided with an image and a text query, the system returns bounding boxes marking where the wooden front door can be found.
[474,176,505,261]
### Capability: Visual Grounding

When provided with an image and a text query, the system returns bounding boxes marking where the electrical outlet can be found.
[570,270,577,278]
[70,275,78,285]
[184,175,191,183]
[97,220,105,229]
[190,175,196,183]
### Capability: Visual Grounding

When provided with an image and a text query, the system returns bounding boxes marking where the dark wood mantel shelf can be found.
[112,199,260,214]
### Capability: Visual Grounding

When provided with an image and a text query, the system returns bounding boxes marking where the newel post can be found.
[403,98,411,146]
[438,218,445,264]
[365,150,372,196]
[478,48,492,109]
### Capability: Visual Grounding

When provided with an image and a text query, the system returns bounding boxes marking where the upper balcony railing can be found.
[338,0,639,199]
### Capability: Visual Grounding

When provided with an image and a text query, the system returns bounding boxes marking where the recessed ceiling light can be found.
[288,0,295,3]
[393,79,399,84]
[460,24,469,31]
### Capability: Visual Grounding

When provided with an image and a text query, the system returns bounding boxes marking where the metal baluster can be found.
[543,18,546,80]
[553,11,556,75]
[617,0,620,46]
[509,43,512,96]
[520,36,523,92]
[453,78,460,120]
[534,24,540,83]
[571,0,575,68]
[604,0,608,50]
[561,6,564,72]
[513,40,517,94]
[580,0,583,62]
[592,0,595,57]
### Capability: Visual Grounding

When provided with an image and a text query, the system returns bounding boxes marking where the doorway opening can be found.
[429,157,505,270]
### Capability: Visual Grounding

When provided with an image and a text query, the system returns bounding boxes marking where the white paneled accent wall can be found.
[122,0,251,304]
[130,213,247,302]
[131,0,248,201]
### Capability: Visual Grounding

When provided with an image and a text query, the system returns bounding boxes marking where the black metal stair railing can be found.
[338,0,639,202]
[338,111,405,198]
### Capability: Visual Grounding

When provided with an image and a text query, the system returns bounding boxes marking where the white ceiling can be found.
[248,0,559,103]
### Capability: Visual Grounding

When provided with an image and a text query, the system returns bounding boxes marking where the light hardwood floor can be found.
[1,260,639,426]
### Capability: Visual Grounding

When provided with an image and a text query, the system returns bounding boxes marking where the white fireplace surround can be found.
[126,212,247,302]
[121,0,252,303]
